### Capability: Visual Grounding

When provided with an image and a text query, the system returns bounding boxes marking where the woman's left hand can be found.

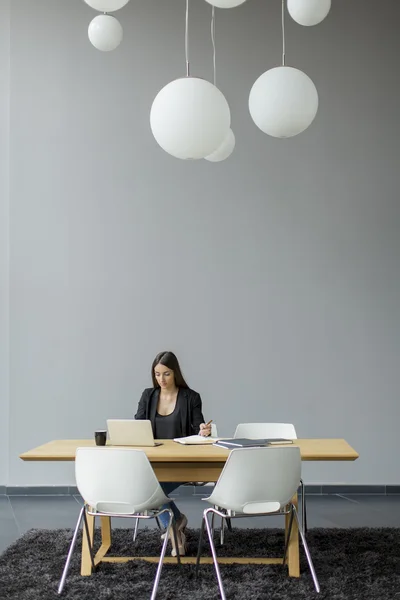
[199,423,212,437]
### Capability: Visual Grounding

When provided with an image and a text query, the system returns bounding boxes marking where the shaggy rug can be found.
[1,527,400,599]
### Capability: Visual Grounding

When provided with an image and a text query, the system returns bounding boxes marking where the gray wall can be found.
[2,0,399,486]
[0,0,10,486]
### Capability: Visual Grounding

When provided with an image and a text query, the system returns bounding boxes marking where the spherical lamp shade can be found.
[249,66,318,138]
[287,0,331,26]
[88,15,123,51]
[150,78,231,160]
[205,129,235,162]
[205,0,246,7]
[84,0,130,12]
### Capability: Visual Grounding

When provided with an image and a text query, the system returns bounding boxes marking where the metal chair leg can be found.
[293,505,320,593]
[195,517,206,576]
[220,517,226,546]
[135,513,161,542]
[205,510,227,600]
[282,504,294,566]
[300,478,307,534]
[220,508,232,545]
[133,517,140,542]
[150,511,173,600]
[58,506,85,594]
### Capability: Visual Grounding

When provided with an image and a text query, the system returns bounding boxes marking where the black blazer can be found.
[135,387,205,438]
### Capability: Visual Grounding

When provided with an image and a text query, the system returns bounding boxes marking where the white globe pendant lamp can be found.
[205,0,246,8]
[249,0,318,138]
[249,66,318,138]
[84,0,130,12]
[88,14,123,51]
[205,128,235,162]
[287,0,331,26]
[150,0,230,160]
[151,78,230,160]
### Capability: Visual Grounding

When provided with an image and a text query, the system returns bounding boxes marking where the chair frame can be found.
[300,480,307,532]
[133,513,162,542]
[196,503,320,600]
[219,488,307,546]
[217,483,306,543]
[58,504,181,600]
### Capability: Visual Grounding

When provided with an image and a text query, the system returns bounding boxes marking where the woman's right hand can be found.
[199,423,212,437]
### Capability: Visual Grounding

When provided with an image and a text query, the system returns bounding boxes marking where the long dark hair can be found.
[151,351,189,389]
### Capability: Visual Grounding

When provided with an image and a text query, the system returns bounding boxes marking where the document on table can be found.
[173,435,218,445]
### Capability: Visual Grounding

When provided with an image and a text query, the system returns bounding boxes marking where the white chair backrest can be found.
[209,446,301,514]
[75,447,165,514]
[234,422,297,439]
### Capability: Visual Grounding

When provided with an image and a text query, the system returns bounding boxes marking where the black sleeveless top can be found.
[154,396,182,439]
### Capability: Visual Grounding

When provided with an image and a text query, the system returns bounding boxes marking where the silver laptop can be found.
[107,419,161,447]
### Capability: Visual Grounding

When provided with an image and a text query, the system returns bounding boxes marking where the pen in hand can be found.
[200,420,213,437]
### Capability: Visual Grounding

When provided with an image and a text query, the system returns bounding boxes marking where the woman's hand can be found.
[199,423,212,437]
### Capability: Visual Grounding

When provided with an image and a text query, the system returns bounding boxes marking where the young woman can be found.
[135,351,211,556]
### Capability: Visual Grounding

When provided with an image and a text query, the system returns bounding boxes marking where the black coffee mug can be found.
[95,430,107,446]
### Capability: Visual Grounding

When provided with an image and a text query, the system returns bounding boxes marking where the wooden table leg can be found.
[285,493,300,578]
[81,510,95,576]
[94,516,112,566]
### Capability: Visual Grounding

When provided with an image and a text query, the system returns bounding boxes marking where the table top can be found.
[19,438,359,462]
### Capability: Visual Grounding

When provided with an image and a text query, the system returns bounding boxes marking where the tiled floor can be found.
[0,493,399,556]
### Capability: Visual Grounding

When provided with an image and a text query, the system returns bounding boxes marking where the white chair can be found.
[58,447,182,599]
[233,422,307,534]
[196,446,320,599]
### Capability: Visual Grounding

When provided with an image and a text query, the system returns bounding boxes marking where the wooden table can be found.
[20,438,359,578]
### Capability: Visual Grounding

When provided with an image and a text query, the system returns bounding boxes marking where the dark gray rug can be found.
[1,527,400,599]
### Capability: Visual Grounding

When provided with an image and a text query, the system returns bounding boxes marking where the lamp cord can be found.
[281,0,286,66]
[211,6,216,86]
[185,0,190,76]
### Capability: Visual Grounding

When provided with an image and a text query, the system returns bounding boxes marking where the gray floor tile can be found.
[0,533,20,556]
[304,494,398,528]
[0,517,19,537]
[9,495,82,534]
[1,493,400,556]
[0,497,20,555]
[342,494,400,509]
[339,494,400,525]
[0,496,15,521]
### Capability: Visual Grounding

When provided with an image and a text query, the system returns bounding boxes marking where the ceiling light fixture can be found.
[150,0,231,160]
[248,0,319,138]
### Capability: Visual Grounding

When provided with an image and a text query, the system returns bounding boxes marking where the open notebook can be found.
[173,435,218,445]
[214,438,293,449]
